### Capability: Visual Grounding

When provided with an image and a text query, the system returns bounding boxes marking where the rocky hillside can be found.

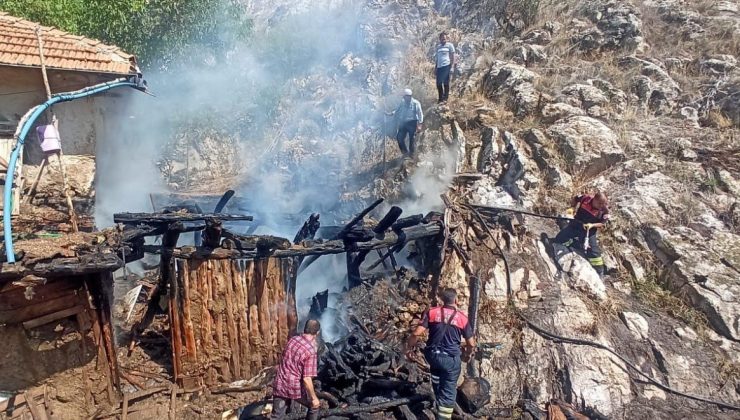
[409,0,740,418]
[155,0,739,418]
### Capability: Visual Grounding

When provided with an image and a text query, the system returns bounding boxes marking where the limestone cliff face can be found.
[170,0,738,417]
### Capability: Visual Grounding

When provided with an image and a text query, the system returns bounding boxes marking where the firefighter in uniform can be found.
[405,288,476,419]
[555,192,610,276]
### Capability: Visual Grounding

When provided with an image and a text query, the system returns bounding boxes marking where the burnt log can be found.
[0,253,123,280]
[113,212,253,225]
[213,190,235,214]
[298,199,384,274]
[309,290,329,319]
[221,231,292,252]
[373,206,403,236]
[202,219,223,249]
[293,214,321,244]
[342,227,374,243]
[391,214,424,232]
[132,223,181,336]
[334,198,384,240]
[146,223,443,260]
[346,249,371,289]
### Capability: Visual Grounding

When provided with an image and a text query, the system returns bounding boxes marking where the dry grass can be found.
[631,272,711,335]
[717,356,740,387]
[705,109,734,129]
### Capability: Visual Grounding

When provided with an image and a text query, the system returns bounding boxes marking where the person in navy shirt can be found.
[405,288,476,419]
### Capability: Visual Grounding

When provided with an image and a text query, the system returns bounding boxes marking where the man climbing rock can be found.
[272,319,321,419]
[405,288,476,419]
[555,192,610,276]
[387,88,423,157]
[434,32,456,103]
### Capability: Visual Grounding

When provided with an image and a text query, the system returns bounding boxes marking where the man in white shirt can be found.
[387,89,424,157]
[434,32,456,103]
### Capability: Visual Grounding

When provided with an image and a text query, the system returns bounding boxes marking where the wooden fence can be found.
[169,256,297,388]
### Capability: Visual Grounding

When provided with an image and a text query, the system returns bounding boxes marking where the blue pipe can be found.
[4,80,140,263]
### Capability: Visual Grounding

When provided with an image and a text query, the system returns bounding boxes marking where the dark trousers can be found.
[436,65,451,102]
[555,222,604,275]
[425,350,461,419]
[396,120,418,156]
[271,396,318,420]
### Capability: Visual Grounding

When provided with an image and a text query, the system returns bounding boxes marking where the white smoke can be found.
[94,0,446,342]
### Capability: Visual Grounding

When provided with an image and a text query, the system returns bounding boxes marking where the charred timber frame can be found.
[143,222,442,260]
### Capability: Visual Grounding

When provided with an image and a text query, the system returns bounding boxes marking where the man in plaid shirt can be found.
[272,319,321,419]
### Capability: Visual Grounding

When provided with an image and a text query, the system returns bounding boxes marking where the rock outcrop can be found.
[548,116,625,177]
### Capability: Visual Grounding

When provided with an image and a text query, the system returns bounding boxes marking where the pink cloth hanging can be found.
[36,124,62,153]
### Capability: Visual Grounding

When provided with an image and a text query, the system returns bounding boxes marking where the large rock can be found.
[562,342,632,415]
[621,56,681,115]
[553,243,608,301]
[573,0,646,53]
[497,131,540,196]
[699,55,737,74]
[547,116,625,177]
[482,61,537,95]
[717,81,740,127]
[620,311,649,340]
[559,83,610,118]
[522,129,573,188]
[481,61,544,116]
[509,44,548,66]
[644,226,740,341]
[557,79,628,118]
[541,102,586,123]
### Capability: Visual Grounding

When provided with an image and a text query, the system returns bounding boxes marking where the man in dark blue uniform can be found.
[405,288,476,419]
[555,192,610,276]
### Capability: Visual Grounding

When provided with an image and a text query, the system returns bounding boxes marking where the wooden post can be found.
[35,26,78,232]
[23,156,48,204]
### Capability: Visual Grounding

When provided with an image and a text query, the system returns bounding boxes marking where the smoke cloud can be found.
[96,0,452,342]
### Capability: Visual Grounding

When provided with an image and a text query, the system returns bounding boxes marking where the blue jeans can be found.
[425,349,461,419]
[436,65,451,101]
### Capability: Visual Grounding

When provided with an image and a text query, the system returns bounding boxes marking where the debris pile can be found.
[316,331,432,415]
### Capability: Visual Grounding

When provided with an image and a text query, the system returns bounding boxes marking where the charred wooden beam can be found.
[143,223,442,260]
[373,206,402,236]
[202,219,223,249]
[0,253,123,280]
[293,213,321,244]
[213,190,235,214]
[334,198,384,239]
[308,289,329,319]
[297,199,384,275]
[132,223,181,336]
[113,212,253,225]
[221,230,292,253]
[392,214,424,231]
[347,248,371,289]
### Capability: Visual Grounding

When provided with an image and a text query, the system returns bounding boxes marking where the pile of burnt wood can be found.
[313,329,434,419]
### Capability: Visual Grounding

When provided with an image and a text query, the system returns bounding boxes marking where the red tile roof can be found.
[0,12,136,75]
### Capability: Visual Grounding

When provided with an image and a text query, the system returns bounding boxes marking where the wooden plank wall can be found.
[0,274,119,401]
[170,257,297,388]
